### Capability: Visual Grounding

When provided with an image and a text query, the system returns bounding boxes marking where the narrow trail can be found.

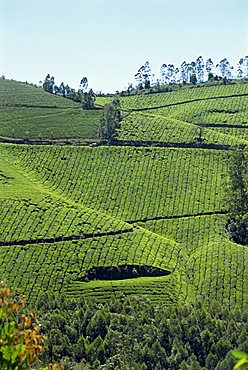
[126,210,228,224]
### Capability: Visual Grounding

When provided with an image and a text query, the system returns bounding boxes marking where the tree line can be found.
[131,56,248,92]
[35,293,247,370]
[42,75,95,109]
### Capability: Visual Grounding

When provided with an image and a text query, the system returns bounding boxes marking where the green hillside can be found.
[0,80,248,311]
[0,79,101,141]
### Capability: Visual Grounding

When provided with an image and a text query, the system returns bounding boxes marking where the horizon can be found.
[1,0,248,93]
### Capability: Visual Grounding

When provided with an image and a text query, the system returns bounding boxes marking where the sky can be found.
[0,0,248,93]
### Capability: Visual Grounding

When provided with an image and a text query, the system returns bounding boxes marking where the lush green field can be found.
[4,145,228,221]
[96,82,248,110]
[0,79,79,108]
[1,80,248,310]
[154,95,248,126]
[0,79,101,141]
[0,107,101,139]
[116,112,248,147]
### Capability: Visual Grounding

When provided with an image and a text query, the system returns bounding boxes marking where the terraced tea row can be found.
[116,112,247,147]
[187,241,248,309]
[0,149,132,244]
[0,198,132,245]
[96,83,248,110]
[0,79,79,108]
[154,95,248,126]
[5,145,228,222]
[0,228,188,303]
[0,107,101,140]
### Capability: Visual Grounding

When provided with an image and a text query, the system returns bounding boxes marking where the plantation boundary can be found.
[0,227,134,247]
[129,92,248,112]
[127,210,228,224]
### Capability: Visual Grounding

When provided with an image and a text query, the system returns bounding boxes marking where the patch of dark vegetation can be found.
[210,108,239,114]
[82,264,171,282]
[226,218,248,245]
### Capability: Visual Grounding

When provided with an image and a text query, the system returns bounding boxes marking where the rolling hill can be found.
[0,79,247,310]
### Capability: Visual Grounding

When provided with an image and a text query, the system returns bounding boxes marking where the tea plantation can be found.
[0,79,247,313]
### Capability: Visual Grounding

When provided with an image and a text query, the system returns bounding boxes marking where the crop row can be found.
[116,112,247,147]
[137,214,228,254]
[0,107,101,139]
[96,83,248,110]
[0,228,184,302]
[211,127,248,142]
[0,80,79,108]
[187,240,248,309]
[0,197,132,244]
[154,96,248,126]
[5,145,229,222]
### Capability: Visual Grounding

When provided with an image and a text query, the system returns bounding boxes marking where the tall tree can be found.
[135,61,151,89]
[42,74,54,93]
[216,58,233,79]
[243,56,248,78]
[237,58,244,79]
[80,77,89,92]
[167,64,175,83]
[196,56,205,83]
[160,64,168,85]
[180,61,188,83]
[206,58,214,80]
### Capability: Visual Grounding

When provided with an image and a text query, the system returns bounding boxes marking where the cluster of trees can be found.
[99,97,121,143]
[133,56,248,91]
[42,75,95,109]
[35,293,248,369]
[226,147,248,245]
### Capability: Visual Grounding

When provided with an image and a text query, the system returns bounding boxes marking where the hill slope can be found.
[0,80,248,309]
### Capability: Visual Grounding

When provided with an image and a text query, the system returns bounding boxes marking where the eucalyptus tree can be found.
[216,58,233,79]
[205,58,214,80]
[196,56,205,82]
[135,61,152,89]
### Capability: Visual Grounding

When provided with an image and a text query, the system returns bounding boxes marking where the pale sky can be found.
[1,0,248,92]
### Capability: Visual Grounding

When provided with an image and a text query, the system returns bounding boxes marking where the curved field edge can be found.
[0,228,191,305]
[116,112,248,148]
[0,147,133,242]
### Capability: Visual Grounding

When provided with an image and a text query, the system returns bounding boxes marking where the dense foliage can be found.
[36,294,248,370]
[226,149,248,245]
[0,284,45,369]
